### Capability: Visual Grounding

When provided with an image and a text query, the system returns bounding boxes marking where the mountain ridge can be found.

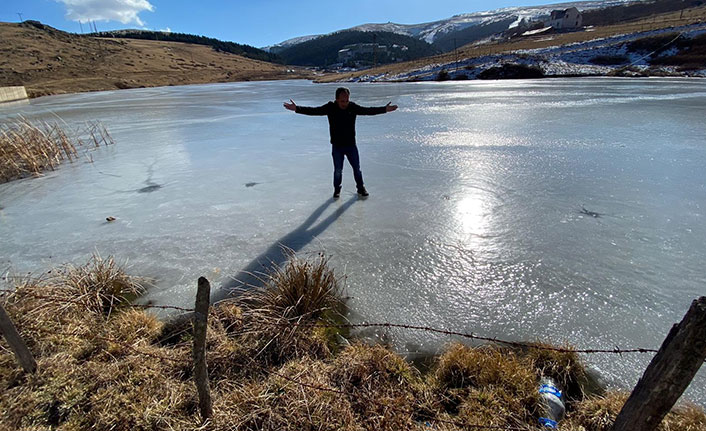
[264,0,638,51]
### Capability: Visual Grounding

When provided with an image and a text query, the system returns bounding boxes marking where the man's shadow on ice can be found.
[211,196,357,303]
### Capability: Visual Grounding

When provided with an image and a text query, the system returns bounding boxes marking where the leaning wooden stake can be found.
[0,302,37,373]
[612,296,706,431]
[193,277,213,422]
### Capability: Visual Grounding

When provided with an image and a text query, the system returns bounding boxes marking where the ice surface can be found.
[1,78,705,404]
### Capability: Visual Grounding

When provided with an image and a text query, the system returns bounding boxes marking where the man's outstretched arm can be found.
[283,99,329,115]
[353,102,398,115]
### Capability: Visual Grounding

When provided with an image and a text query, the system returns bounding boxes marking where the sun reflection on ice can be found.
[455,190,492,241]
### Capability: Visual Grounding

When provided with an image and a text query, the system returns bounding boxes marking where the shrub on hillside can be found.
[589,55,630,65]
[649,33,706,70]
[627,33,684,54]
[478,63,545,80]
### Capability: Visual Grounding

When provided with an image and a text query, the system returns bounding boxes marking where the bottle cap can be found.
[539,417,558,428]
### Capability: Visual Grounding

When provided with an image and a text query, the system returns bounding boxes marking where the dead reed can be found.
[0,117,114,183]
[0,254,144,362]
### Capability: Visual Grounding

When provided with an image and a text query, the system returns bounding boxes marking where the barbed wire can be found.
[279,322,661,355]
[0,287,662,355]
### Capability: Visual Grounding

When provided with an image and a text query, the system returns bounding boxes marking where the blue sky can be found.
[2,0,572,48]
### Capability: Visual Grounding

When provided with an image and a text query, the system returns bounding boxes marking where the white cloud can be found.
[160,27,171,33]
[57,0,155,26]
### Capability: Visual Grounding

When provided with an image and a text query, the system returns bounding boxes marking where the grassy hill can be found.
[0,21,312,98]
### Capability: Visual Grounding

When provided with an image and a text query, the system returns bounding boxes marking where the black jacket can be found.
[295,101,387,146]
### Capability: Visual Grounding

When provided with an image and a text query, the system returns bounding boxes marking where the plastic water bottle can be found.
[538,377,565,429]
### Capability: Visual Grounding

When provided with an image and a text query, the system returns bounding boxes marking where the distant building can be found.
[546,7,583,30]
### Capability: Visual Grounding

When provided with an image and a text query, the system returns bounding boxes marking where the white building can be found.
[546,7,583,30]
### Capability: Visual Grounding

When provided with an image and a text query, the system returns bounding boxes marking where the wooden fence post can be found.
[193,277,213,422]
[0,302,37,373]
[612,297,706,431]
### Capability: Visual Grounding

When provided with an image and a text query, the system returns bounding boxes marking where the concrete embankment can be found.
[0,86,28,103]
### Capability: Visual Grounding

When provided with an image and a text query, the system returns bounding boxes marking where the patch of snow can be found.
[522,27,553,36]
[263,34,322,51]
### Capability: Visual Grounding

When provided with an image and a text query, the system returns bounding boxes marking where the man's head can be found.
[335,87,350,109]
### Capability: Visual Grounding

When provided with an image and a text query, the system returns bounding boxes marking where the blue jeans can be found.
[332,145,364,190]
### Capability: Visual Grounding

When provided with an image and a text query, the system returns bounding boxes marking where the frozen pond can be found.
[1,78,705,404]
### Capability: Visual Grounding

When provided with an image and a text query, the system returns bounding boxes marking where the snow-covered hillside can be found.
[264,0,639,51]
[352,0,637,44]
[348,22,706,82]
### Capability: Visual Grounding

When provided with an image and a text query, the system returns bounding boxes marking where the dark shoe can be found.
[333,187,341,198]
[357,187,369,197]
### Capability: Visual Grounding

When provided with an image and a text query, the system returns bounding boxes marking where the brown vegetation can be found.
[562,391,706,431]
[1,254,705,430]
[650,32,706,70]
[0,21,314,98]
[0,118,113,183]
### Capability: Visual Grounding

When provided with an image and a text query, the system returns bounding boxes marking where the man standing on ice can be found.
[284,87,398,198]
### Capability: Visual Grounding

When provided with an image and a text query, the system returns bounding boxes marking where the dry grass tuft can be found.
[52,253,146,316]
[457,386,531,428]
[0,117,113,183]
[239,250,343,322]
[4,254,145,321]
[565,392,706,431]
[1,255,145,361]
[228,251,346,367]
[0,353,88,428]
[665,404,706,431]
[0,255,193,430]
[523,342,592,401]
[332,343,421,392]
[432,343,539,427]
[330,344,421,429]
[213,357,360,430]
[104,308,164,346]
[563,391,627,431]
[434,344,534,392]
[75,354,195,430]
